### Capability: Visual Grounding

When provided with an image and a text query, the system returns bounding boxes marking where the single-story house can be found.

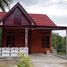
[0,2,67,54]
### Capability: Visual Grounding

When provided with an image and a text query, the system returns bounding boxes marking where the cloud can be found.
[52,30,66,37]
[12,0,67,18]
[50,16,67,26]
[26,4,67,17]
[25,0,67,17]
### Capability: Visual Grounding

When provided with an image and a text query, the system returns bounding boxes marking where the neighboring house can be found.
[0,3,67,54]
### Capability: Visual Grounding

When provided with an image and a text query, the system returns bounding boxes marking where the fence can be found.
[0,47,28,57]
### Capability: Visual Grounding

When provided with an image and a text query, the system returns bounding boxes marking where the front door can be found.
[31,30,42,53]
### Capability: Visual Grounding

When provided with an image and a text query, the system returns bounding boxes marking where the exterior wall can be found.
[31,29,52,53]
[3,29,25,47]
[3,28,52,54]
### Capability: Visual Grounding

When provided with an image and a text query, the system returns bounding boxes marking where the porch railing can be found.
[0,47,28,57]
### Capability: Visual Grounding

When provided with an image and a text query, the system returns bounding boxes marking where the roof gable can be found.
[2,2,35,26]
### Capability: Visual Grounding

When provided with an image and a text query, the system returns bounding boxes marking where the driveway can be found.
[30,54,67,67]
[0,54,67,67]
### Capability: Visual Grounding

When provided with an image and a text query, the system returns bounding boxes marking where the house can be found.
[0,3,67,55]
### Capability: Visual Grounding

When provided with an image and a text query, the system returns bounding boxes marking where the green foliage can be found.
[52,33,66,55]
[52,33,58,49]
[0,0,13,12]
[17,52,34,67]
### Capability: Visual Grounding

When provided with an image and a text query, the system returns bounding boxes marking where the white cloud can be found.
[25,0,67,17]
[52,30,66,37]
[11,0,67,18]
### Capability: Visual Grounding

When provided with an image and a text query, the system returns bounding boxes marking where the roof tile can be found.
[29,14,56,26]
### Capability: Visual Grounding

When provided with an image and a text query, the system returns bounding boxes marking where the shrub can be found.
[17,52,34,67]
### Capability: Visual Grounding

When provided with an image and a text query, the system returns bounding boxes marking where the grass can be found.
[57,51,66,56]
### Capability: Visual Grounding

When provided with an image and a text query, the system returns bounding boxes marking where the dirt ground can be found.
[0,59,17,67]
[0,60,67,67]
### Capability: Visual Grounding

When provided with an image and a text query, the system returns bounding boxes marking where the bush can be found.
[17,52,34,67]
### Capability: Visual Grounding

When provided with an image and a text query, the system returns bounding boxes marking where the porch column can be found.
[25,28,28,47]
[66,29,67,56]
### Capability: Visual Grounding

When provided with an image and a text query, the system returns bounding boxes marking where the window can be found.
[45,36,50,48]
[6,32,15,47]
[42,33,50,48]
[6,32,11,47]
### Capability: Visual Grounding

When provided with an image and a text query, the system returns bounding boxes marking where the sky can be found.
[10,0,67,36]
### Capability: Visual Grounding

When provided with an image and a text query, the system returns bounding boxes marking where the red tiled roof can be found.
[29,14,56,26]
[0,12,56,26]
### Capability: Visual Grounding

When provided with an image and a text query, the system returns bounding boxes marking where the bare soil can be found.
[0,59,17,67]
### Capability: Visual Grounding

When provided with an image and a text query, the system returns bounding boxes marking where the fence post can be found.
[25,28,28,47]
[66,30,67,56]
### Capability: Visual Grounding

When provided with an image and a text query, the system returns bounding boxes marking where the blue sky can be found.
[10,0,67,36]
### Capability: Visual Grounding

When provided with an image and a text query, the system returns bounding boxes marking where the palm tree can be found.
[0,0,12,12]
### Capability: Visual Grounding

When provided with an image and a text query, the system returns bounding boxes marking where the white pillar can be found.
[66,29,67,56]
[25,28,28,47]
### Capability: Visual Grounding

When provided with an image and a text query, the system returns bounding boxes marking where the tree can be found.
[52,33,58,49]
[0,0,12,12]
[52,33,66,55]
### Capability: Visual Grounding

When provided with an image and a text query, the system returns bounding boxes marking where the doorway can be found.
[6,32,15,47]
